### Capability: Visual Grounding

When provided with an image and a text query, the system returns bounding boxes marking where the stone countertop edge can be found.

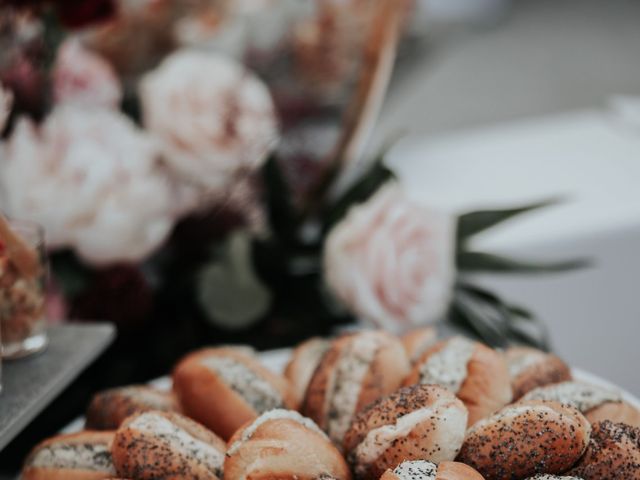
[0,323,116,452]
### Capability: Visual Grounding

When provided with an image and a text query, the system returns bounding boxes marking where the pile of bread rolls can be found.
[21,328,640,480]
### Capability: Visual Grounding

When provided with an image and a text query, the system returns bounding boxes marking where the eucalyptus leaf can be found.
[198,232,272,330]
[322,160,395,233]
[457,251,588,273]
[457,199,560,246]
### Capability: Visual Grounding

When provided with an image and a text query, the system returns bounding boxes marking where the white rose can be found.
[0,106,175,265]
[52,38,122,108]
[139,49,279,192]
[324,183,456,332]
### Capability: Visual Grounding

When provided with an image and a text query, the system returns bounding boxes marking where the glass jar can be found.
[0,220,48,359]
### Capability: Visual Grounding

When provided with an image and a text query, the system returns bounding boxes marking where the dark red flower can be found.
[70,264,152,331]
[54,0,116,28]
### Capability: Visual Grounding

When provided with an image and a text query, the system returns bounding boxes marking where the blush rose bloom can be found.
[0,106,175,265]
[139,49,279,193]
[323,183,456,332]
[52,38,122,108]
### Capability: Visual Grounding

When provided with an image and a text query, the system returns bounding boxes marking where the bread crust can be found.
[224,415,351,480]
[521,381,640,429]
[344,385,468,479]
[85,385,180,430]
[111,410,226,480]
[284,337,330,404]
[379,461,484,480]
[302,331,410,445]
[404,338,512,426]
[457,400,591,480]
[505,347,572,400]
[22,431,116,480]
[401,327,438,363]
[172,347,297,439]
[568,420,640,479]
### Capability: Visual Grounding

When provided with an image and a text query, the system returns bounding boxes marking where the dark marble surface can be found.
[0,324,115,452]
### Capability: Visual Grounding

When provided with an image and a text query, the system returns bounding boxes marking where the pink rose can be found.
[139,49,279,193]
[52,38,122,108]
[324,183,455,332]
[0,106,175,265]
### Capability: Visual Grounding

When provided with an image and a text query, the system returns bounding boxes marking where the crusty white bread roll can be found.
[504,346,572,400]
[302,330,411,446]
[172,347,297,439]
[524,476,583,479]
[22,431,117,480]
[521,380,640,428]
[85,385,180,430]
[457,400,591,480]
[112,410,226,480]
[343,384,468,479]
[284,337,331,403]
[379,460,484,480]
[403,336,512,426]
[568,420,640,479]
[224,409,352,480]
[401,326,438,363]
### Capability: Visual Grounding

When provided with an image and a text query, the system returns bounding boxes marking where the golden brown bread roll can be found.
[21,431,116,480]
[457,400,591,480]
[344,384,468,479]
[172,347,297,439]
[85,385,180,430]
[379,460,484,480]
[521,381,640,428]
[284,337,331,404]
[401,326,438,363]
[224,409,351,480]
[403,336,512,426]
[568,420,640,479]
[504,346,572,400]
[111,410,226,480]
[302,330,411,447]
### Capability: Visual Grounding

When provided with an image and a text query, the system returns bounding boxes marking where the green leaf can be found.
[457,251,589,273]
[322,160,395,233]
[50,250,92,299]
[452,282,550,349]
[457,199,560,246]
[450,290,509,348]
[198,232,272,330]
[262,156,299,242]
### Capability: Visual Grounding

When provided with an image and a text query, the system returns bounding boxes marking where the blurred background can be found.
[1,0,640,472]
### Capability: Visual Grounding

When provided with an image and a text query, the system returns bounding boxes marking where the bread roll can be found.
[568,420,640,479]
[284,337,331,403]
[172,347,297,439]
[302,330,411,446]
[521,380,640,428]
[379,461,484,480]
[401,327,438,363]
[504,346,572,400]
[344,384,468,479]
[524,476,583,479]
[86,385,180,430]
[403,336,512,426]
[22,431,116,480]
[112,410,226,480]
[457,400,591,480]
[224,409,351,480]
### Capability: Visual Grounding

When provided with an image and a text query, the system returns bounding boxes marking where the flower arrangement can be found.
[0,0,583,374]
